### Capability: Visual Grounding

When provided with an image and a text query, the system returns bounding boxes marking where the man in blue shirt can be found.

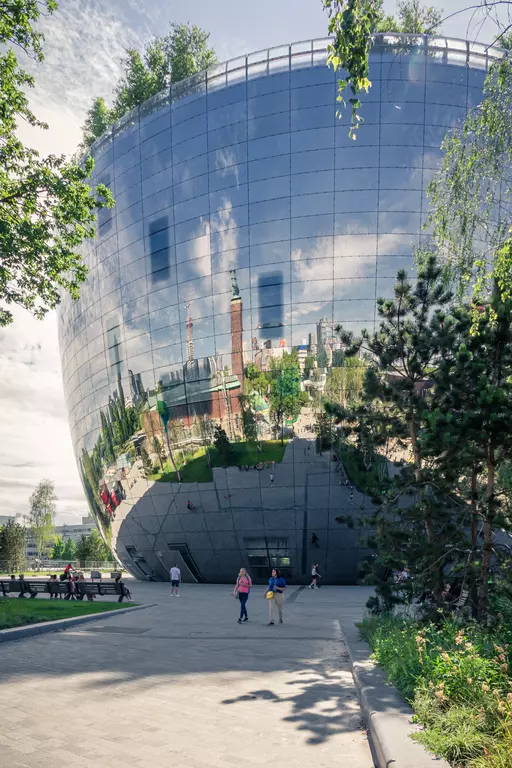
[265,568,286,625]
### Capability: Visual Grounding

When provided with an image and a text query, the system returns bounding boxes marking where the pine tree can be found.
[333,255,461,602]
[213,425,231,458]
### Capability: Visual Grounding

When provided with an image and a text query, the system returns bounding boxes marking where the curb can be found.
[339,619,450,768]
[0,603,155,644]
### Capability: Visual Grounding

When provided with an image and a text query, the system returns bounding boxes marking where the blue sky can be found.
[0,0,508,523]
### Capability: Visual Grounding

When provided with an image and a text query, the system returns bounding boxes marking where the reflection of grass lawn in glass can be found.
[338,442,388,495]
[150,440,288,483]
[0,600,130,630]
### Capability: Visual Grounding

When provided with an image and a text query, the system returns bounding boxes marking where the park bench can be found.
[0,579,46,598]
[0,579,132,602]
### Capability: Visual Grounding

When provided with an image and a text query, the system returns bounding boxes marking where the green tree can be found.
[422,295,512,621]
[50,535,65,560]
[0,0,114,326]
[0,520,26,572]
[268,352,309,435]
[334,257,460,603]
[377,0,442,33]
[75,529,111,565]
[28,479,57,565]
[213,424,231,457]
[140,447,153,476]
[80,97,113,149]
[62,537,76,562]
[238,393,259,443]
[81,22,217,147]
[156,399,181,480]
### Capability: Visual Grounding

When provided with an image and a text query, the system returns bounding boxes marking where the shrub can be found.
[360,615,512,766]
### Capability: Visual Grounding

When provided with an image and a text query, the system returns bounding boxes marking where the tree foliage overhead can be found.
[323,0,449,137]
[0,0,114,326]
[81,22,217,148]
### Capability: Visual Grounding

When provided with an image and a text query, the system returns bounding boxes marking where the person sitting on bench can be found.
[18,575,37,599]
[115,575,132,602]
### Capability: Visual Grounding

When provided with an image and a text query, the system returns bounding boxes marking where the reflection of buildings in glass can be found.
[143,272,244,442]
[57,36,501,584]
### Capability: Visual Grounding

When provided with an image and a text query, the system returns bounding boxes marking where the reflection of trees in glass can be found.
[157,399,181,481]
[238,393,259,443]
[315,411,334,451]
[152,437,165,470]
[213,425,232,457]
[325,358,367,406]
[140,447,153,477]
[268,352,309,432]
[303,354,315,379]
[245,363,269,397]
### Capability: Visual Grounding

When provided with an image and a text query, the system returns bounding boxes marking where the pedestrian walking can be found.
[170,564,181,597]
[264,567,286,625]
[234,567,252,623]
[186,500,196,510]
[269,472,274,486]
[309,562,321,589]
[349,486,354,503]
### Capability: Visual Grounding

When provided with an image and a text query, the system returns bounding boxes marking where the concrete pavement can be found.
[0,583,375,768]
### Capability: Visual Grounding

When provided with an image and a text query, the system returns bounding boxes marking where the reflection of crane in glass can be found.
[185,301,194,365]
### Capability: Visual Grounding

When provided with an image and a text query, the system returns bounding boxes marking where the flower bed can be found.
[360,615,512,767]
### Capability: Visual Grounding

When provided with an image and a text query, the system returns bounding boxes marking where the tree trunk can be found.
[409,418,432,542]
[470,464,478,551]
[164,428,181,482]
[477,455,495,623]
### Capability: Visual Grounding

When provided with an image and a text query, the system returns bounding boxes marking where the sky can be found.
[1,0,509,524]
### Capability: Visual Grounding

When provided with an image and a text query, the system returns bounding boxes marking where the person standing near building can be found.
[264,567,286,625]
[170,564,181,597]
[309,562,321,589]
[234,567,252,623]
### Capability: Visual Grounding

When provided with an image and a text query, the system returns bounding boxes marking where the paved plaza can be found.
[0,583,374,768]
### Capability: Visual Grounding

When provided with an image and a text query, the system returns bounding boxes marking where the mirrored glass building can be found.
[58,35,503,582]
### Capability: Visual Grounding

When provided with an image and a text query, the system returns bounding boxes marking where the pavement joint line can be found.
[0,603,157,645]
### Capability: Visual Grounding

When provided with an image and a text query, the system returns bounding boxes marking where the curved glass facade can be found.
[58,35,502,583]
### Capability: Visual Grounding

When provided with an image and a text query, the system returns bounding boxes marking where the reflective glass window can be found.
[248,112,290,140]
[176,233,210,262]
[174,194,209,225]
[380,146,423,168]
[291,214,333,239]
[210,184,248,213]
[291,106,333,131]
[115,183,142,214]
[291,192,333,218]
[139,111,170,142]
[211,246,250,273]
[379,189,423,212]
[425,81,468,107]
[172,113,207,145]
[208,142,248,172]
[207,82,246,110]
[378,232,418,255]
[335,189,378,213]
[249,240,290,267]
[248,177,290,207]
[172,134,208,164]
[251,197,290,224]
[173,153,208,185]
[117,220,143,250]
[335,146,379,169]
[335,167,378,191]
[291,83,334,110]
[291,169,334,195]
[248,90,287,120]
[249,218,290,245]
[150,307,180,333]
[291,66,334,88]
[209,162,248,192]
[140,129,171,161]
[208,101,246,131]
[172,96,206,125]
[291,127,334,153]
[247,72,290,98]
[143,185,173,219]
[335,234,377,256]
[380,101,425,125]
[208,121,248,151]
[142,167,173,198]
[248,154,290,182]
[248,133,290,161]
[122,276,147,304]
[117,202,142,232]
[114,164,141,195]
[291,148,333,175]
[174,174,208,205]
[141,148,172,181]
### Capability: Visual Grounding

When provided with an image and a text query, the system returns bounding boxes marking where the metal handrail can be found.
[88,34,505,158]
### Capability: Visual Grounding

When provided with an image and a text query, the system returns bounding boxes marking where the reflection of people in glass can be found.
[311,532,319,547]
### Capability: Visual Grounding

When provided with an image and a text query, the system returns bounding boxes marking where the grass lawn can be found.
[0,599,129,630]
[150,440,288,483]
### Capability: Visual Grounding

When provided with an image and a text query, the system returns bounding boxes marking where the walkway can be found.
[0,584,375,768]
